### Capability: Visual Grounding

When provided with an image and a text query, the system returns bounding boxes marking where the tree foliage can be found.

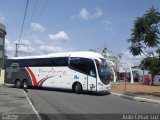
[139,57,160,75]
[128,7,160,85]
[128,6,160,57]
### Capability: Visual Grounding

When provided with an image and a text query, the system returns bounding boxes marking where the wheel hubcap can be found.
[23,82,27,88]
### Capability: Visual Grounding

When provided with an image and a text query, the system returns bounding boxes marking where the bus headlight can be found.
[98,82,103,86]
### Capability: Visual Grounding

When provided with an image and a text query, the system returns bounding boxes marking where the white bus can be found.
[5,51,113,93]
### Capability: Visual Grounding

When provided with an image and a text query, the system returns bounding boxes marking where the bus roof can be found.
[8,51,104,60]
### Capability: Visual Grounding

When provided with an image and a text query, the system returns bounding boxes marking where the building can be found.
[0,23,6,84]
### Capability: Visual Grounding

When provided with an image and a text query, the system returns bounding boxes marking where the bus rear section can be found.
[5,60,34,88]
[5,57,69,89]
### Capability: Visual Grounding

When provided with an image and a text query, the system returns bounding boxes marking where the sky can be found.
[0,0,160,66]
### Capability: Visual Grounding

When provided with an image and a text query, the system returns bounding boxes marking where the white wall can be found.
[154,75,160,83]
[0,69,4,84]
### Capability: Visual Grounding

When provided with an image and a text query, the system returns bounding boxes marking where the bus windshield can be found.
[96,58,113,85]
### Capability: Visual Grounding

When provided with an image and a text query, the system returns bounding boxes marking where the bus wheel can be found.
[15,80,21,88]
[75,83,82,94]
[22,80,28,89]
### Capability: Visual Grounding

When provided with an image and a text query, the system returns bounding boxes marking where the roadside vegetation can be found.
[128,6,160,85]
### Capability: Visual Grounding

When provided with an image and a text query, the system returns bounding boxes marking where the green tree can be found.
[139,57,160,75]
[128,7,160,85]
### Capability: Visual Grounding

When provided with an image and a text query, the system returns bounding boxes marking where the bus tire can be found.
[22,80,28,89]
[75,83,82,94]
[15,80,21,88]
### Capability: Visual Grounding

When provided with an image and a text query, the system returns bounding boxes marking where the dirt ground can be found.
[111,83,160,96]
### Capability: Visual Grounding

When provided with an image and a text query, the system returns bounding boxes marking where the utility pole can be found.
[15,43,18,57]
[15,43,27,57]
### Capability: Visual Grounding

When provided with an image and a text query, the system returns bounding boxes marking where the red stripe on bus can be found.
[38,78,46,86]
[26,67,38,86]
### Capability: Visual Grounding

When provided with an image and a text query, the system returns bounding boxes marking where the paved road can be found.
[26,88,160,120]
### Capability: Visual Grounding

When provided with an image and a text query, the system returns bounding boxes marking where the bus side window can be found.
[70,57,96,77]
[70,57,87,74]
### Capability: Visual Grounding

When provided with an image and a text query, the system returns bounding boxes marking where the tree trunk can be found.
[151,74,154,86]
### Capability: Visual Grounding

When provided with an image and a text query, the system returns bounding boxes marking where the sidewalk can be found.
[0,85,39,120]
[111,82,160,104]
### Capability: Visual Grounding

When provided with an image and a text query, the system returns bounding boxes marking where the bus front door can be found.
[87,76,96,91]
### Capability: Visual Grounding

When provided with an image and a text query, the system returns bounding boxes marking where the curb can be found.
[111,92,160,105]
[23,90,42,120]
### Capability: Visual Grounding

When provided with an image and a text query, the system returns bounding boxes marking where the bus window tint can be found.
[96,58,113,85]
[70,58,96,77]
[7,57,68,67]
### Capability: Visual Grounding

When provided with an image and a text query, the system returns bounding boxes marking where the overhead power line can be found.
[36,0,48,22]
[16,0,29,57]
[25,0,48,34]
[19,0,29,43]
[28,0,39,25]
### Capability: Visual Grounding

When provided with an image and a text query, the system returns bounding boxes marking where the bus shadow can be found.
[29,87,110,96]
[4,85,110,96]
